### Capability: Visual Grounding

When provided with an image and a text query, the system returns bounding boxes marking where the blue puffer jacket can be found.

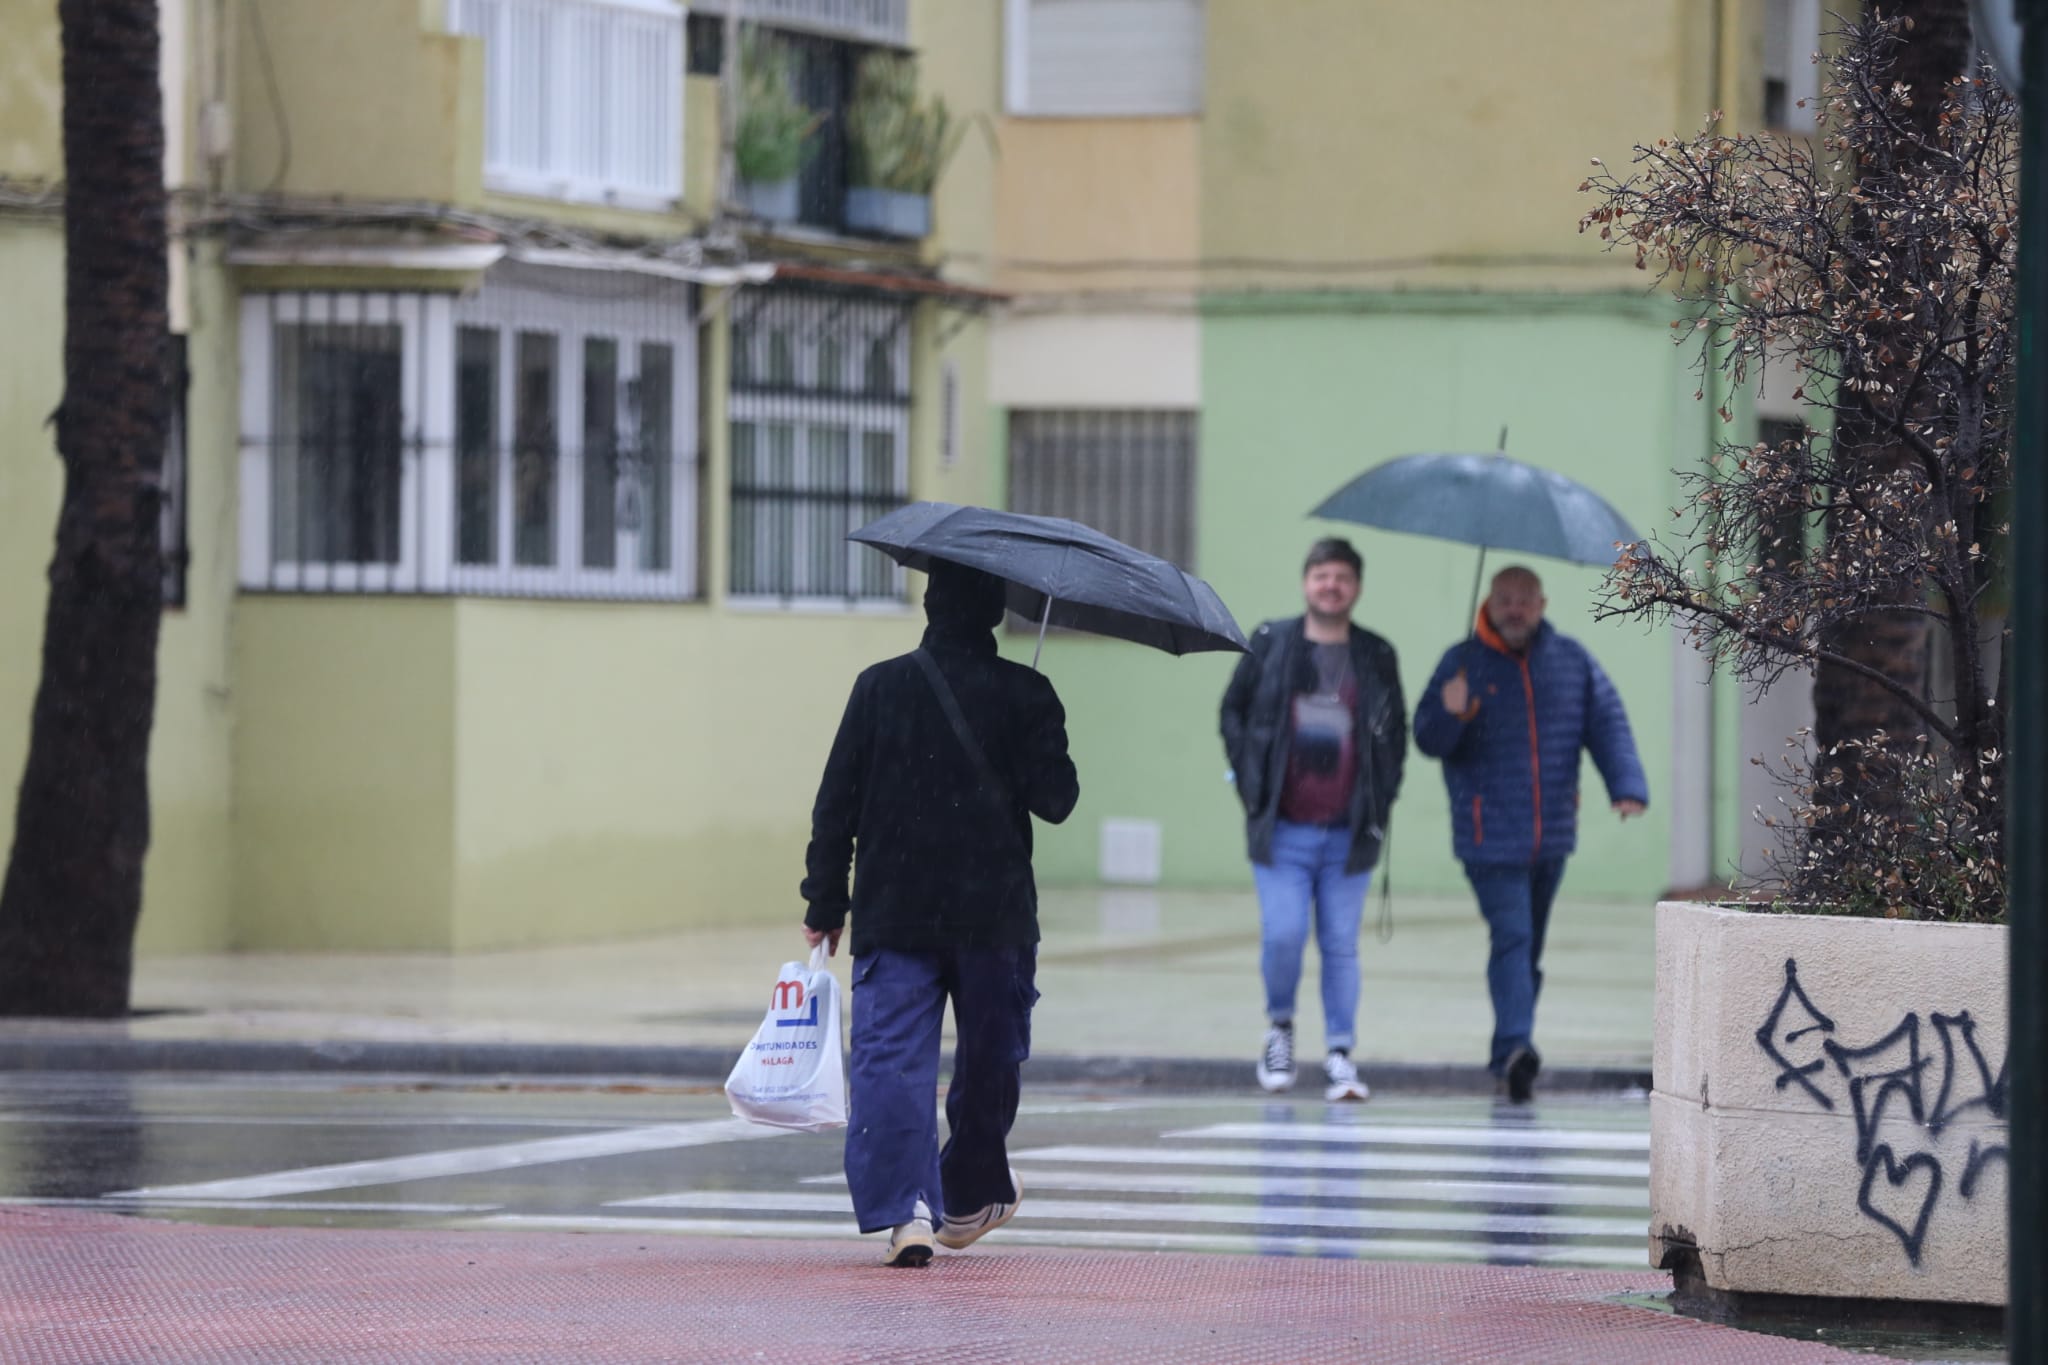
[1412,615,1648,866]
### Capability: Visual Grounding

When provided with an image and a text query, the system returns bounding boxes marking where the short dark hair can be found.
[1303,537,1363,578]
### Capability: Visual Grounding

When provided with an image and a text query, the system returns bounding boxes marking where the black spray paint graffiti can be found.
[1754,958,2009,1266]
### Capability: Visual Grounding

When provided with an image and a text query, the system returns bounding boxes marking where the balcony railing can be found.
[690,0,907,48]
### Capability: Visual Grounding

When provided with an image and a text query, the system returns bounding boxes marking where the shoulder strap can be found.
[912,649,1028,852]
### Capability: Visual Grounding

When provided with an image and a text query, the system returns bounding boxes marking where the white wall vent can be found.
[1099,818,1163,885]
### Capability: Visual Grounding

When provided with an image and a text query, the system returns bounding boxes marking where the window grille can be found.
[239,266,701,601]
[1008,408,1198,570]
[728,286,913,603]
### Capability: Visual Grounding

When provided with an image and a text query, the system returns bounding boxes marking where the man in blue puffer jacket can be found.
[1413,566,1648,1103]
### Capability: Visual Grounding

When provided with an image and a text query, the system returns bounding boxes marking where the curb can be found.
[0,1034,1652,1094]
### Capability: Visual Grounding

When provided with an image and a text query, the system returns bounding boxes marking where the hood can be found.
[924,561,1008,635]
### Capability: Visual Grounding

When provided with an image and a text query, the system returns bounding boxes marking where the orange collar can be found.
[1474,608,1512,655]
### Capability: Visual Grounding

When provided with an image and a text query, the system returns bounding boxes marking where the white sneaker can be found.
[1256,1025,1297,1092]
[936,1170,1023,1250]
[882,1199,934,1267]
[1323,1051,1370,1102]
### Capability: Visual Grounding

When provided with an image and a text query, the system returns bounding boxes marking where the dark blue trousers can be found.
[1463,857,1569,1074]
[845,945,1037,1234]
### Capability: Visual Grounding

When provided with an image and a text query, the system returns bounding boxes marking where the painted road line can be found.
[477,1214,1645,1267]
[1008,1143,1649,1180]
[1162,1123,1650,1151]
[606,1189,1647,1240]
[796,1168,1647,1209]
[114,1117,788,1201]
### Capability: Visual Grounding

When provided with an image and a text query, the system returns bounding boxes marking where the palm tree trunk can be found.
[0,0,170,1017]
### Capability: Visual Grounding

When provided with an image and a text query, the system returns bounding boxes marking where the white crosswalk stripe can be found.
[1161,1122,1652,1151]
[1008,1143,1649,1181]
[529,1110,1655,1269]
[799,1167,1648,1209]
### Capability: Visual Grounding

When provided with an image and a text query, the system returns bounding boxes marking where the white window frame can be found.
[450,277,700,601]
[1004,0,1205,118]
[238,272,700,602]
[238,293,449,594]
[450,0,686,209]
[727,298,911,612]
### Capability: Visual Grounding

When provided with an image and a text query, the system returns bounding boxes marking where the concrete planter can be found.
[1651,901,2008,1307]
[842,187,931,239]
[737,176,799,224]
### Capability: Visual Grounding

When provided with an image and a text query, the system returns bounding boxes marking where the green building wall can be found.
[1016,295,1708,902]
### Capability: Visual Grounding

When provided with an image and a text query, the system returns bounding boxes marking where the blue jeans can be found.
[1252,821,1372,1053]
[845,946,1037,1234]
[1464,857,1569,1073]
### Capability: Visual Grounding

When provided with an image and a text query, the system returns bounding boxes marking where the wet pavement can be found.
[3,888,1657,1080]
[0,1073,1653,1268]
[1,1073,1926,1363]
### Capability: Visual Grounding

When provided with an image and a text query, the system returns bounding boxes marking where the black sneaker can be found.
[1503,1045,1541,1104]
[1256,1025,1296,1093]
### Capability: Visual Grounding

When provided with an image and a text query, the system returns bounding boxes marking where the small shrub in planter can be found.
[842,53,986,240]
[734,28,821,223]
[1578,11,2017,927]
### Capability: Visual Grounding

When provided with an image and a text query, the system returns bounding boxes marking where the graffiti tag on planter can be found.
[1753,958,2009,1267]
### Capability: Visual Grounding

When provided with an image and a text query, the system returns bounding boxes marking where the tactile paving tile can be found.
[1,1207,1896,1364]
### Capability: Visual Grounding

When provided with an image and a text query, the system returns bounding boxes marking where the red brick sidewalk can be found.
[2,1207,1892,1364]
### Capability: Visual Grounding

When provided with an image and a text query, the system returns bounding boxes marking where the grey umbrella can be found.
[850,502,1249,666]
[1309,440,1641,636]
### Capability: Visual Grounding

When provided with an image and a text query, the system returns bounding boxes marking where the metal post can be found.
[2010,0,2048,1350]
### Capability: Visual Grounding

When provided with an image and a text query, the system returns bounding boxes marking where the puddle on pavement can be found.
[1612,1290,2007,1361]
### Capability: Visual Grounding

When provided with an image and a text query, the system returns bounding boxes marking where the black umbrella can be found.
[1309,432,1641,636]
[850,502,1249,666]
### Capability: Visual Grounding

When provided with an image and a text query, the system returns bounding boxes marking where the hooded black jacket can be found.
[801,566,1080,955]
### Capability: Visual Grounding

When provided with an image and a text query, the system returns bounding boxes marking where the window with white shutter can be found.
[450,0,685,207]
[1005,0,1204,117]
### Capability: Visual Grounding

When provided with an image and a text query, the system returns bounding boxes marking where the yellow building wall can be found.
[234,0,482,205]
[992,118,1200,297]
[0,227,67,921]
[231,599,459,950]
[135,246,239,954]
[911,0,1002,282]
[1199,0,1696,293]
[0,0,60,180]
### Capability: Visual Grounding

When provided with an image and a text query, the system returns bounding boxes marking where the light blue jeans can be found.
[1252,821,1372,1052]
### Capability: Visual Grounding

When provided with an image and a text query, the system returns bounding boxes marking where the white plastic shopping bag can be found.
[724,942,848,1131]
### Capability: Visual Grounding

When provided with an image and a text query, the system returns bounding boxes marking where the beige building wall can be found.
[234,0,483,206]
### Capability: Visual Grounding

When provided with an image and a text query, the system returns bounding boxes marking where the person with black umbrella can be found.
[800,561,1079,1267]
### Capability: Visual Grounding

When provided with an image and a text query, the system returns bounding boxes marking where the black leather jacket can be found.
[1219,616,1408,874]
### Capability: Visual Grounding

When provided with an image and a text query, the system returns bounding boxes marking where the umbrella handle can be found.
[1031,596,1053,671]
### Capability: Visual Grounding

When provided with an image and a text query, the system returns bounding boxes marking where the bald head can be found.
[1485,565,1546,650]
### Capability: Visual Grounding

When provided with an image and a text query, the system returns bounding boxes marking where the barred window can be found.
[239,264,701,600]
[1008,409,1197,569]
[728,287,911,604]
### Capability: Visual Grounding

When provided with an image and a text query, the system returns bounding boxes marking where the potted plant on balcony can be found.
[842,53,975,240]
[734,28,820,224]
[1577,12,2016,1314]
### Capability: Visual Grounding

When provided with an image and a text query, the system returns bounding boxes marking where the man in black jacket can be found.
[1219,538,1407,1101]
[802,562,1079,1267]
